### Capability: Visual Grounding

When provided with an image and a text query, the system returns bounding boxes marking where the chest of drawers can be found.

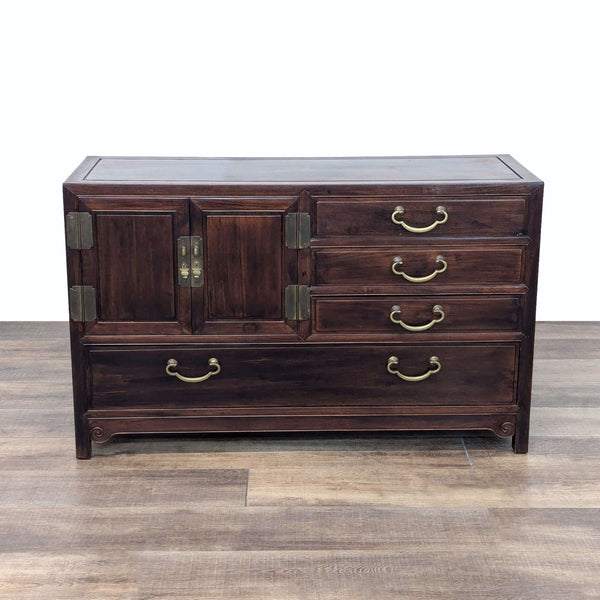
[63,155,543,458]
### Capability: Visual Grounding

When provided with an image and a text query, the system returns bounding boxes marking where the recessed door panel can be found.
[96,214,175,321]
[206,215,282,319]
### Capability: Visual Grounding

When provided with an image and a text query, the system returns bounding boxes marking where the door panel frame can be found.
[79,196,191,335]
[191,197,300,337]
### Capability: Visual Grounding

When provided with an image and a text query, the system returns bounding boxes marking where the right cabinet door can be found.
[191,197,301,337]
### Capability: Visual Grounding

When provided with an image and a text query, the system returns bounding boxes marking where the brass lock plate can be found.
[178,236,203,287]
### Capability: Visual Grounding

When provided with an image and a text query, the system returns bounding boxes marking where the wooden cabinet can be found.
[64,155,543,458]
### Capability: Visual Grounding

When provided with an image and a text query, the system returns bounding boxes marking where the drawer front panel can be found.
[88,344,517,409]
[315,197,528,238]
[314,248,524,286]
[313,296,521,333]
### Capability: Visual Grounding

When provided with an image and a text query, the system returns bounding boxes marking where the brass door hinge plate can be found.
[285,213,310,249]
[66,212,93,249]
[178,236,203,287]
[69,286,97,322]
[285,285,310,321]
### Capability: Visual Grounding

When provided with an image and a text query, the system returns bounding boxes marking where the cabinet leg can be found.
[75,421,92,459]
[76,442,92,459]
[512,405,531,453]
[512,429,529,454]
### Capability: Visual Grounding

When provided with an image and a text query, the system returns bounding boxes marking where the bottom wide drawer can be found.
[87,344,518,409]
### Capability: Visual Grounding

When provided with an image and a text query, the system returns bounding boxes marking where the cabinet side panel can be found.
[64,187,91,458]
[96,214,176,321]
[205,215,282,320]
[513,183,544,452]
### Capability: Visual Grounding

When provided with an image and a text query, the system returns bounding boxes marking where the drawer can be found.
[314,247,524,286]
[88,344,517,409]
[314,197,528,238]
[313,296,521,333]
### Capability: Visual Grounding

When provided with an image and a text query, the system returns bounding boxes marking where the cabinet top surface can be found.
[69,155,539,185]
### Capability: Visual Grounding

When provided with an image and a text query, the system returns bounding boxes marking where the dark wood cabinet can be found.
[64,155,543,458]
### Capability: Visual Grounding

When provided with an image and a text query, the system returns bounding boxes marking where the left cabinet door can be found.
[78,197,191,334]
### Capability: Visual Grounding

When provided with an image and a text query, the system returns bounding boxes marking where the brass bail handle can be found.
[387,356,441,382]
[166,358,221,383]
[391,205,448,233]
[391,255,447,283]
[390,304,445,331]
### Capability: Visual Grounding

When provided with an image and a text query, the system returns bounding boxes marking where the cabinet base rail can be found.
[75,410,524,458]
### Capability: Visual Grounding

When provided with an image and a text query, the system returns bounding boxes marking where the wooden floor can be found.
[0,323,599,599]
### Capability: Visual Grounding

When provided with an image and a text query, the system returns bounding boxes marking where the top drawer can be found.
[314,197,528,239]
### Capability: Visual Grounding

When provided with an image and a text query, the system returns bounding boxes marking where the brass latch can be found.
[66,212,93,249]
[285,285,310,321]
[285,213,310,249]
[69,286,97,322]
[178,236,203,287]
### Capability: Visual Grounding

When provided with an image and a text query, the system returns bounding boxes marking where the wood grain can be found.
[313,295,521,334]
[313,247,525,286]
[191,196,298,336]
[64,156,543,457]
[95,213,176,321]
[247,437,600,507]
[79,197,191,335]
[205,215,283,319]
[0,467,248,508]
[314,196,528,238]
[1,507,599,599]
[2,504,599,553]
[81,155,529,183]
[135,545,600,600]
[87,344,519,409]
[1,322,599,599]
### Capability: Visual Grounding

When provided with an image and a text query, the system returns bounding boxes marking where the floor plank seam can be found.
[244,468,250,507]
[460,437,474,469]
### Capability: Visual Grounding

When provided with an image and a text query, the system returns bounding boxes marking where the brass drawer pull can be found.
[387,355,441,382]
[391,255,447,282]
[166,358,221,383]
[391,205,448,233]
[390,304,445,331]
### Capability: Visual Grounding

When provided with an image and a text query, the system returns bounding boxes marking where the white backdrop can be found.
[0,1,597,320]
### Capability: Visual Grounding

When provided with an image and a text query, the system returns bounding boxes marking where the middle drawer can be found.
[313,247,524,286]
[313,296,521,334]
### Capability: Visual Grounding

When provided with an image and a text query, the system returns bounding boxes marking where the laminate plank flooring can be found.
[0,322,598,599]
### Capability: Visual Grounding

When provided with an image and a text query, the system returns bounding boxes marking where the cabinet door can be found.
[80,197,191,334]
[191,197,300,336]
